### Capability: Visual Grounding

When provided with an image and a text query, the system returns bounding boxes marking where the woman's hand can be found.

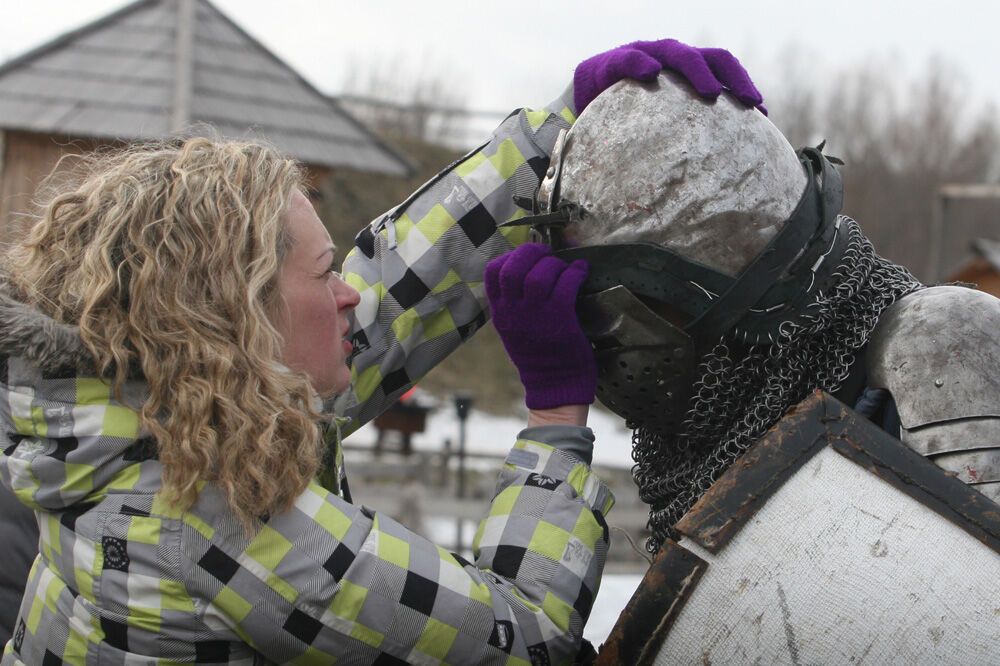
[485,244,597,411]
[574,38,766,115]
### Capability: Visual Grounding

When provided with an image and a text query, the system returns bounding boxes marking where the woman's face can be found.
[273,191,360,396]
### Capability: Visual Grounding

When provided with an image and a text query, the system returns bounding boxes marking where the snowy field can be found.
[584,574,643,645]
[346,399,637,469]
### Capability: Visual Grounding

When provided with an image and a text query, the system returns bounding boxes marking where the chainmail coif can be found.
[632,217,923,553]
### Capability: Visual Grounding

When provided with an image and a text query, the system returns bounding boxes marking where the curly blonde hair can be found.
[6,137,327,528]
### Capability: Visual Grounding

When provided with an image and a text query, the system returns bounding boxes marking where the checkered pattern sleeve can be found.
[335,89,576,435]
[182,433,613,665]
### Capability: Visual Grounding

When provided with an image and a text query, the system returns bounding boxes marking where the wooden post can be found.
[926,191,947,282]
[171,0,195,133]
[0,129,6,239]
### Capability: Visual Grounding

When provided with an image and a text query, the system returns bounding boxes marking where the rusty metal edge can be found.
[829,406,1000,556]
[675,390,839,552]
[594,539,707,666]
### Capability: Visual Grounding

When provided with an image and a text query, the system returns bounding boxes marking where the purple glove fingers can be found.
[551,259,590,305]
[485,245,597,409]
[699,48,764,108]
[574,38,764,114]
[496,242,550,300]
[523,255,570,302]
[631,40,722,99]
[606,49,663,83]
[484,254,509,318]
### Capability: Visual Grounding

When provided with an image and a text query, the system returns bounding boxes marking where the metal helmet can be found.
[510,72,847,431]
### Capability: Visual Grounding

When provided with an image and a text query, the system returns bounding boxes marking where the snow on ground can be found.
[585,574,643,645]
[346,401,636,469]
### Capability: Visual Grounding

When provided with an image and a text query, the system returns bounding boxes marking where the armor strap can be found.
[685,147,842,342]
[552,146,846,347]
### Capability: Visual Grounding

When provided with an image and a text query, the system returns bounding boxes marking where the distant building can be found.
[0,0,409,241]
[947,238,1000,298]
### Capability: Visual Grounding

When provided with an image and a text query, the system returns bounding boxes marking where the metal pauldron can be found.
[868,285,1000,499]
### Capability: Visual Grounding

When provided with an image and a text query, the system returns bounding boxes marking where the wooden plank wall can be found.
[0,131,105,245]
[0,131,330,247]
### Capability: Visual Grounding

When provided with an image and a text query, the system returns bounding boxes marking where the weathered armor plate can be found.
[868,285,1000,428]
[558,72,807,276]
[868,285,1000,500]
[596,392,1000,665]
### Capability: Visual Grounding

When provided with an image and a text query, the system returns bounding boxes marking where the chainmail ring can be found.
[631,217,923,553]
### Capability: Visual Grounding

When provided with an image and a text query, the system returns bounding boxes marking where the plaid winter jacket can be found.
[0,91,615,665]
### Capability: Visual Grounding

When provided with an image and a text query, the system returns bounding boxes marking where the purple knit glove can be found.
[574,38,766,115]
[485,244,597,409]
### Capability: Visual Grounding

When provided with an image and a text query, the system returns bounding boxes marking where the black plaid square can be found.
[323,542,354,581]
[491,545,527,579]
[527,155,548,180]
[373,652,410,665]
[60,503,93,531]
[123,437,158,462]
[457,311,487,341]
[380,367,411,397]
[50,436,79,462]
[388,269,430,310]
[42,650,62,666]
[100,615,128,651]
[283,608,323,645]
[194,640,231,662]
[592,508,610,543]
[458,202,497,247]
[356,226,376,258]
[574,583,594,619]
[197,545,240,584]
[399,571,437,615]
[101,536,130,572]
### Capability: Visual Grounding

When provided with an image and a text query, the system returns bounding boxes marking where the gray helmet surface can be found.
[559,71,807,276]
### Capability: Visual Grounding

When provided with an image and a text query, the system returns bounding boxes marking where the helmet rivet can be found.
[546,167,555,178]
[934,379,944,388]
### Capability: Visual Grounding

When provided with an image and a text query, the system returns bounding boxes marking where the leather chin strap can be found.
[549,146,847,350]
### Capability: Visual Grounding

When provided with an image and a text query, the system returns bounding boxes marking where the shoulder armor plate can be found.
[868,285,1000,429]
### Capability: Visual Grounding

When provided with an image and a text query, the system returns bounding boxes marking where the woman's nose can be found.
[335,276,361,311]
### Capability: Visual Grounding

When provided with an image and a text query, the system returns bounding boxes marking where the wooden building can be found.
[947,238,1000,298]
[0,0,409,241]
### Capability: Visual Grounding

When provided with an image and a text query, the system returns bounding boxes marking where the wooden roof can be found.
[0,0,410,175]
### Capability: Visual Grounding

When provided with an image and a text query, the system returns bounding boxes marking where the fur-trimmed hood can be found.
[0,280,93,375]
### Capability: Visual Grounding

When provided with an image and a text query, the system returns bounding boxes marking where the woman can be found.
[0,41,761,664]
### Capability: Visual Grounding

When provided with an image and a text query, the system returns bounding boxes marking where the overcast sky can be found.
[0,0,997,116]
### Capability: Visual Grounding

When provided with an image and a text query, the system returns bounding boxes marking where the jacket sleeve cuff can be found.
[504,437,614,517]
[516,425,594,465]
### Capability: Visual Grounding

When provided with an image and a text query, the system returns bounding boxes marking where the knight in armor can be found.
[516,71,1000,554]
